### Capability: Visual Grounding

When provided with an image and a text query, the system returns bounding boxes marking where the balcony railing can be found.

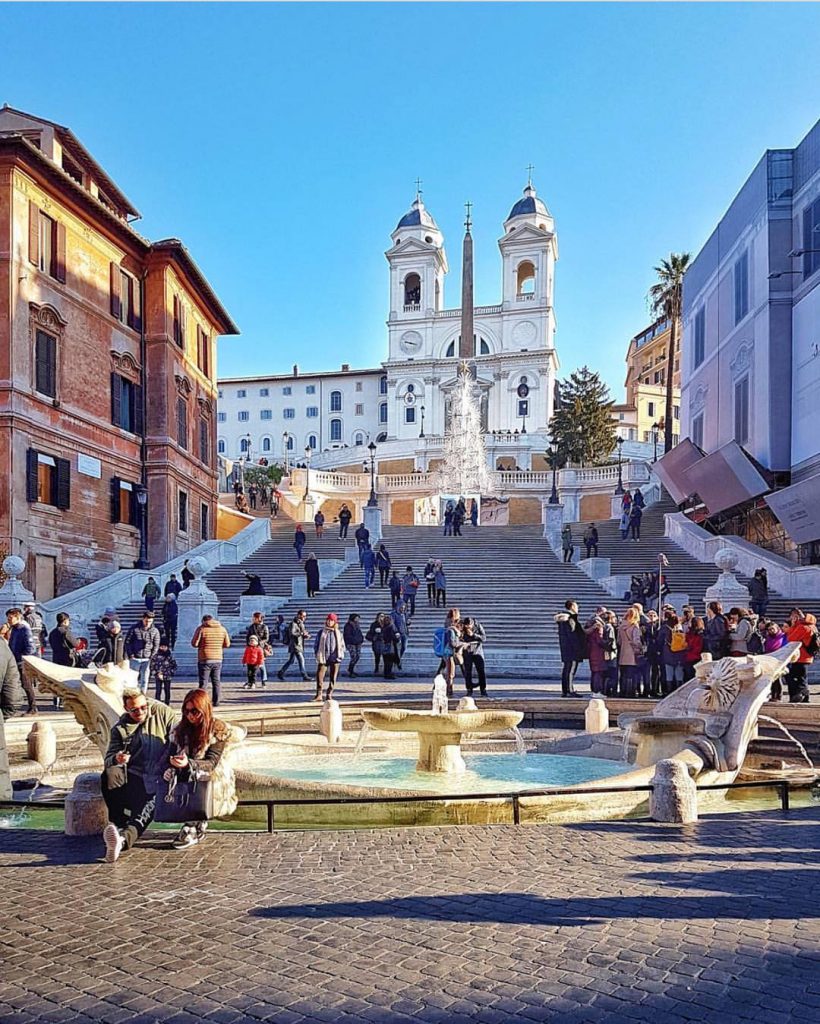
[516,292,535,302]
[403,303,421,313]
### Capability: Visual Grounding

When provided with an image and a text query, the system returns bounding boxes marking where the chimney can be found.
[341,363,350,372]
[292,364,299,377]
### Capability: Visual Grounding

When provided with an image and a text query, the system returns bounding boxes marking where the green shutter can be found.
[55,458,70,510]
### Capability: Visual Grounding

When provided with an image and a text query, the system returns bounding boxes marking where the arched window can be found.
[330,390,342,412]
[307,434,317,449]
[479,337,490,355]
[516,260,536,295]
[287,436,294,451]
[239,438,250,454]
[354,432,364,446]
[262,437,271,452]
[446,335,490,357]
[380,375,388,395]
[217,439,226,455]
[379,402,388,424]
[330,418,342,442]
[404,272,421,308]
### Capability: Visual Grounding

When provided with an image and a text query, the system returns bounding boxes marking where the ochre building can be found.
[0,106,238,598]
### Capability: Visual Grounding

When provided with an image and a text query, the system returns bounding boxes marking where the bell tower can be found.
[498,179,557,312]
[386,189,448,339]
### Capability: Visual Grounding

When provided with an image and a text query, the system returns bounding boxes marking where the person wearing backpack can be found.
[424,558,437,607]
[728,607,755,656]
[436,608,464,697]
[785,609,817,703]
[660,612,686,694]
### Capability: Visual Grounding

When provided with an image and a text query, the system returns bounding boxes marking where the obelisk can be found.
[459,201,474,359]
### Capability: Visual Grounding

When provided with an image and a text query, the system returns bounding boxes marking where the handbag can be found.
[154,771,213,823]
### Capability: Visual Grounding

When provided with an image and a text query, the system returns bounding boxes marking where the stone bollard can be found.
[585,698,609,734]
[27,721,57,767]
[65,772,109,836]
[319,698,343,744]
[650,759,698,823]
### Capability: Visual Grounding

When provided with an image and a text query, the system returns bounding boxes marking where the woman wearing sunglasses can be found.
[161,688,237,849]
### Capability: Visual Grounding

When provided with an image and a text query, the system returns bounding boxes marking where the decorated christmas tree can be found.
[433,361,493,495]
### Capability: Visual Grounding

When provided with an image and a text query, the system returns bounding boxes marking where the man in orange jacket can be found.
[191,614,230,706]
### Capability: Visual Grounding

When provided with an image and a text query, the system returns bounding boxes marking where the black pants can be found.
[390,592,399,609]
[17,661,37,711]
[787,663,810,702]
[379,567,389,587]
[463,653,486,694]
[154,675,172,704]
[563,548,573,563]
[435,587,446,607]
[585,544,598,558]
[101,772,155,849]
[339,523,349,538]
[164,624,178,650]
[453,522,462,536]
[630,523,641,540]
[561,660,579,696]
[427,582,436,605]
[377,653,395,679]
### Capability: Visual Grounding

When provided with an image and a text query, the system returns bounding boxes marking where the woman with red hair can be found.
[160,688,232,849]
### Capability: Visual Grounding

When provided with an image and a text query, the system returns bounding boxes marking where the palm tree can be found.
[648,252,691,453]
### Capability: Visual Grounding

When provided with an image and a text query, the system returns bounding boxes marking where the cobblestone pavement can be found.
[1,809,819,1023]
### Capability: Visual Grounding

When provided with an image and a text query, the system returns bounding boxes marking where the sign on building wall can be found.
[77,454,102,478]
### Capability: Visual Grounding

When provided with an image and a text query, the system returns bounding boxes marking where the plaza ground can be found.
[1,808,818,1023]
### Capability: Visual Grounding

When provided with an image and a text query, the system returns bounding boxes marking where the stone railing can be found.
[497,471,552,488]
[40,514,270,629]
[403,303,421,313]
[516,293,535,302]
[665,512,820,600]
[433,303,503,319]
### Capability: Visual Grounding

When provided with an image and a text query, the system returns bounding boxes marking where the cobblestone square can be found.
[1,809,819,1022]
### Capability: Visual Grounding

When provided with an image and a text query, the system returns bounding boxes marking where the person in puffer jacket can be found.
[554,600,586,697]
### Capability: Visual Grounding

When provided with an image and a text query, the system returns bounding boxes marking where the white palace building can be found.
[218,182,560,477]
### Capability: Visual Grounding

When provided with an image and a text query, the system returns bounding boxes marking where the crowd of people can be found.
[555,592,818,702]
[232,478,282,518]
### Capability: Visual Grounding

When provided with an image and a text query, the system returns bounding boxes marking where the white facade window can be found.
[238,411,249,422]
[673,405,680,420]
[330,390,342,412]
[259,388,269,397]
[262,437,271,452]
[306,407,318,418]
[306,385,316,394]
[260,409,272,420]
[379,402,388,424]
[286,436,294,451]
[355,403,364,416]
[237,389,246,398]
[283,408,295,419]
[734,375,750,445]
[405,406,416,424]
[355,381,363,392]
[330,418,342,441]
[354,432,364,446]
[217,389,223,399]
[217,412,226,422]
[734,250,749,324]
[379,376,388,395]
[217,439,225,454]
[240,438,250,453]
[307,434,317,449]
[647,401,655,417]
[283,386,292,395]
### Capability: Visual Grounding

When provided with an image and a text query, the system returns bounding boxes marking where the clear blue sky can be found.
[3,3,819,400]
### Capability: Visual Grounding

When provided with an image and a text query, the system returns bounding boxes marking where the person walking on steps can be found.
[561,524,574,564]
[125,612,161,695]
[376,544,392,588]
[190,614,230,707]
[583,524,599,559]
[389,570,401,610]
[424,557,437,606]
[344,613,363,677]
[277,610,311,681]
[242,635,265,689]
[619,508,630,541]
[354,522,370,565]
[470,499,479,528]
[629,503,643,541]
[337,504,352,539]
[6,608,38,714]
[141,577,161,612]
[434,561,447,608]
[555,599,586,697]
[293,524,306,561]
[305,552,320,598]
[313,613,346,700]
[401,566,420,617]
[443,501,454,537]
[452,499,465,537]
[313,510,325,539]
[181,559,195,590]
[749,568,769,618]
[362,543,376,589]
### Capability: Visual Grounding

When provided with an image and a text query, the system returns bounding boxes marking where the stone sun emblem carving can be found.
[699,659,741,711]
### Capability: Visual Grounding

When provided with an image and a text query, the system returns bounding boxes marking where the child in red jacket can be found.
[242,635,265,689]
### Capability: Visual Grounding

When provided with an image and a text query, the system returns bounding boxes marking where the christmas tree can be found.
[434,361,493,495]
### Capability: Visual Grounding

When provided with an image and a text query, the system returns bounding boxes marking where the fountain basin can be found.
[361,708,524,774]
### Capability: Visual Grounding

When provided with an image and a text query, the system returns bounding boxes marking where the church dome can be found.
[507,183,550,220]
[396,197,439,231]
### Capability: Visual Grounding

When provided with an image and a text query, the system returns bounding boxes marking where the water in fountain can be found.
[757,715,815,770]
[433,361,493,496]
[352,722,371,760]
[511,726,527,756]
[0,731,93,828]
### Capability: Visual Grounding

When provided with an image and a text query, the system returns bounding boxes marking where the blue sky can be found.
[2,3,820,400]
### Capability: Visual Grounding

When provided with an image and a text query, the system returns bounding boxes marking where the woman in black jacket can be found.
[304,553,320,598]
[343,614,364,677]
[49,613,78,667]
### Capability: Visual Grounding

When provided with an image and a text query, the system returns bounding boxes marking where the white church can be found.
[217,182,560,473]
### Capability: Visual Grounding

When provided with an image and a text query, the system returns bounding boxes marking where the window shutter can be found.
[202,331,210,377]
[110,476,121,523]
[26,449,39,503]
[134,383,144,436]
[173,295,180,344]
[55,457,71,510]
[177,397,188,449]
[129,487,139,527]
[130,277,142,333]
[54,222,66,283]
[111,373,122,427]
[28,201,39,266]
[110,262,121,319]
[180,304,187,349]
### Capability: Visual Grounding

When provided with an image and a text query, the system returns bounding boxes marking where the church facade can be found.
[218,183,560,472]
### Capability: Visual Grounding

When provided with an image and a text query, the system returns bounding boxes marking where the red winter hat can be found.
[326,613,338,623]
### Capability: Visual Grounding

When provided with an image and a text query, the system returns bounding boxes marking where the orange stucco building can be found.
[0,106,238,598]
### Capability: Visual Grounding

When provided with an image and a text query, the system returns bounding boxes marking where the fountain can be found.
[361,707,524,774]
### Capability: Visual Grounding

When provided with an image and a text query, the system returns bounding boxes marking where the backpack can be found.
[747,631,764,655]
[805,629,820,658]
[433,627,453,658]
[669,628,687,653]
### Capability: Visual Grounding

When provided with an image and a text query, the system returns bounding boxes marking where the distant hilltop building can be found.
[218,182,560,474]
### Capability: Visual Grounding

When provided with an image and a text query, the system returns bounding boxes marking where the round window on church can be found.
[407,383,415,393]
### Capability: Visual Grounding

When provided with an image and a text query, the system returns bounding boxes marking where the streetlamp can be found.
[547,444,560,505]
[135,485,149,569]
[652,420,662,463]
[419,404,425,439]
[303,444,312,501]
[367,440,378,507]
[614,435,625,495]
[282,432,290,474]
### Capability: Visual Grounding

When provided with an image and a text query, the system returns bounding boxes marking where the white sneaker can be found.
[173,826,198,850]
[103,823,124,863]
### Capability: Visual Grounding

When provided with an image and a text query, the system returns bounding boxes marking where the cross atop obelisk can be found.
[459,200,474,359]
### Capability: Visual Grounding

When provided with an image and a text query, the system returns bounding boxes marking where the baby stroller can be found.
[74,637,106,669]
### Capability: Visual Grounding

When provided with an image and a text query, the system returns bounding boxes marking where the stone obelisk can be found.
[459,201,474,358]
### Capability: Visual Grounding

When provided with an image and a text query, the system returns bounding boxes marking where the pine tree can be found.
[549,366,616,467]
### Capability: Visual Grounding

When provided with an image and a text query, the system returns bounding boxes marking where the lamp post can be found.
[303,444,312,501]
[614,435,625,495]
[367,440,378,507]
[282,432,290,475]
[135,485,149,569]
[419,404,425,439]
[652,420,661,463]
[547,444,560,505]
